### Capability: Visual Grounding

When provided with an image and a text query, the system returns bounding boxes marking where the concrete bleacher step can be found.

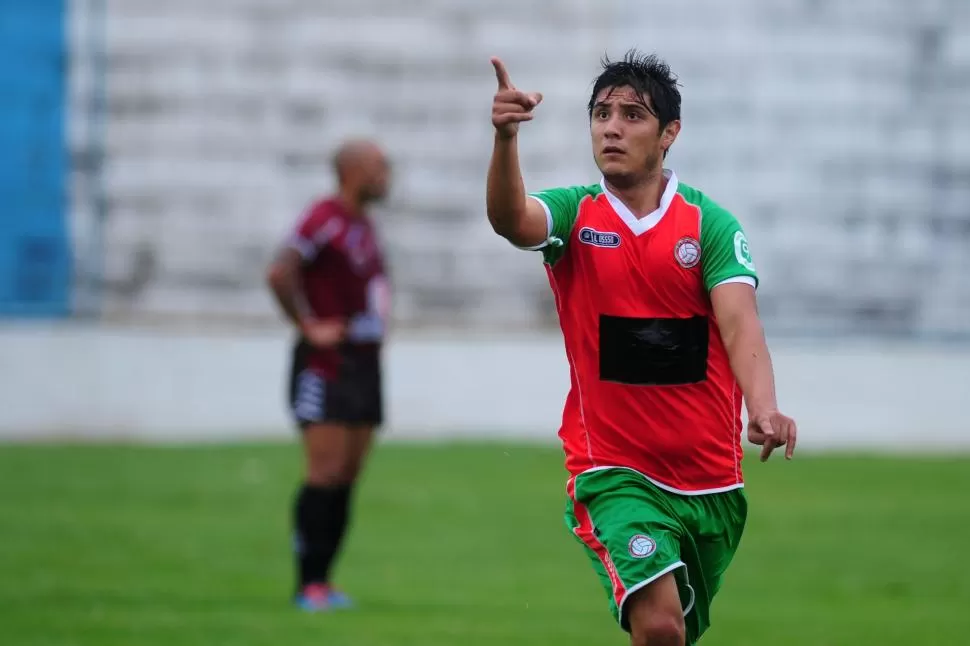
[70,0,970,331]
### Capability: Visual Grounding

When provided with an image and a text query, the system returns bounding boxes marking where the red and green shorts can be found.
[565,467,747,644]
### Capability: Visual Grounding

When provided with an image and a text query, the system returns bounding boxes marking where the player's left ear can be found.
[661,120,681,152]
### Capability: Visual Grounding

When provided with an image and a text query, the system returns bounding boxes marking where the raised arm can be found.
[486,57,550,248]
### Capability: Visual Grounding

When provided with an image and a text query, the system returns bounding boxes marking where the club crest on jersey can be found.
[628,534,657,559]
[579,227,621,248]
[674,236,701,268]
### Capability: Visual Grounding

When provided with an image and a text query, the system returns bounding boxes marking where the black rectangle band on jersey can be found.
[598,314,709,386]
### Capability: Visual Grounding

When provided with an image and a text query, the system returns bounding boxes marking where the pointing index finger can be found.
[491,56,513,90]
[760,438,777,462]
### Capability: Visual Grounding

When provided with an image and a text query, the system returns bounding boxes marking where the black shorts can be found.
[288,341,384,429]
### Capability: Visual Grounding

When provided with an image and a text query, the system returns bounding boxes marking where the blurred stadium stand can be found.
[64,0,970,337]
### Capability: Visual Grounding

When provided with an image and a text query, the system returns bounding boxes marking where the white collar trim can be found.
[600,169,679,236]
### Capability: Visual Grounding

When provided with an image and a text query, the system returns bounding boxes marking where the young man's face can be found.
[590,85,679,187]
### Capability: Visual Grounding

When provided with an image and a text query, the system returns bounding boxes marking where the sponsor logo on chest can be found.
[578,227,622,248]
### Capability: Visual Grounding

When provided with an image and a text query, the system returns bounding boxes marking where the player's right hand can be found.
[490,57,543,140]
[300,318,347,349]
[747,410,798,462]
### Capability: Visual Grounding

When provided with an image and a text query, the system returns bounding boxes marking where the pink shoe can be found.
[295,583,332,612]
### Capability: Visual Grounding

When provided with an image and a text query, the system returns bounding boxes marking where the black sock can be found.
[329,485,353,561]
[293,483,353,590]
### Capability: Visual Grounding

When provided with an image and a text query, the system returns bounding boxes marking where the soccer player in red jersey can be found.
[266,139,392,611]
[486,51,798,645]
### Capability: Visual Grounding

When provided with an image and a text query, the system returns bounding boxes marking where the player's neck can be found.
[336,188,366,217]
[604,169,667,220]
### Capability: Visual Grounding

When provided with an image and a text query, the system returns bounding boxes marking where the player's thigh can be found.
[624,572,686,646]
[692,488,748,598]
[328,351,383,426]
[668,488,748,643]
[288,348,363,484]
[342,425,375,481]
[324,360,382,481]
[566,469,693,633]
[301,422,351,484]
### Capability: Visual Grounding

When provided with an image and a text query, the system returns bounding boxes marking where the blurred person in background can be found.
[266,139,392,612]
[485,51,797,646]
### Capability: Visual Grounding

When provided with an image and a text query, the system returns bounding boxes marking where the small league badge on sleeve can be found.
[733,231,756,271]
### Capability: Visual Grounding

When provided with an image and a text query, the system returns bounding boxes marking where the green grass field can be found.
[2,442,969,645]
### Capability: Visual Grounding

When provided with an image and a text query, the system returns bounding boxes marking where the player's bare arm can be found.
[485,57,549,248]
[711,282,798,462]
[266,249,345,348]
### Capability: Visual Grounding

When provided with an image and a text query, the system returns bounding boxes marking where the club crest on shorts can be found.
[579,227,622,248]
[674,236,701,268]
[628,534,657,559]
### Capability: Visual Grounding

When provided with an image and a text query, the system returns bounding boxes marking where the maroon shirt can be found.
[286,197,390,378]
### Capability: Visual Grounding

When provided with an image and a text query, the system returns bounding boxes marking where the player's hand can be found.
[747,410,798,462]
[300,318,346,349]
[490,57,543,140]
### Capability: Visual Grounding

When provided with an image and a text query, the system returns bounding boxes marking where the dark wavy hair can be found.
[588,49,682,131]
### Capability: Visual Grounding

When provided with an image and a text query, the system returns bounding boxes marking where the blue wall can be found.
[0,1,71,318]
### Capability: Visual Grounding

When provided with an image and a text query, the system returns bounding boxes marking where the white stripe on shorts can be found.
[293,370,326,422]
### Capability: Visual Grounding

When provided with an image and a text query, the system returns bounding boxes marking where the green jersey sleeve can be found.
[699,203,759,292]
[528,184,601,265]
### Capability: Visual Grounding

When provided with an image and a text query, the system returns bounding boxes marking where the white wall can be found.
[68,0,970,335]
[1,325,967,451]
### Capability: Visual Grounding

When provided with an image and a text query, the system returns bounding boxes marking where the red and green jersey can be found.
[529,170,759,494]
